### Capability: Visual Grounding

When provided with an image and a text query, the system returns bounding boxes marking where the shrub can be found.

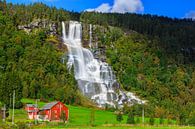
[126,113,135,124]
[159,117,164,125]
[149,117,155,125]
[136,117,141,124]
[16,122,29,129]
[116,112,123,123]
[187,110,195,126]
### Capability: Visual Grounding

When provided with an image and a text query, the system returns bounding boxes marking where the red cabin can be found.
[25,104,38,120]
[38,101,69,122]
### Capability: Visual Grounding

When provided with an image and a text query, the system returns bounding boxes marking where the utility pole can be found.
[35,99,38,125]
[9,93,11,109]
[142,103,145,125]
[2,104,6,122]
[12,90,15,125]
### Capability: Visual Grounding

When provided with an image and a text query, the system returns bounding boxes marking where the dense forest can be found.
[80,12,195,63]
[0,0,194,125]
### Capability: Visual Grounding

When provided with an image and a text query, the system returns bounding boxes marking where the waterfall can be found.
[62,21,144,107]
[89,24,92,48]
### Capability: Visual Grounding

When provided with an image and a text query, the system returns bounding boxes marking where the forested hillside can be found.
[0,1,83,108]
[0,1,194,125]
[81,12,195,63]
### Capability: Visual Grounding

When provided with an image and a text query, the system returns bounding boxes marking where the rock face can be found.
[18,19,58,35]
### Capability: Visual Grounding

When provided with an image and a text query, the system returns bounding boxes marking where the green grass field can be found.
[7,98,194,129]
[19,98,171,126]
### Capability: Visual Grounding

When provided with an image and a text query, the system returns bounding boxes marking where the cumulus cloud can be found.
[86,0,144,13]
[112,0,144,13]
[185,11,195,20]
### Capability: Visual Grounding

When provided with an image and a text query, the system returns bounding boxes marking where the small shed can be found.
[38,101,69,122]
[25,104,38,120]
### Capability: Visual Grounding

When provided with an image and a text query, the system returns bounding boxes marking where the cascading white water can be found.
[62,21,144,107]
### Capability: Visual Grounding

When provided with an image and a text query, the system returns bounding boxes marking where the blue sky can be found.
[6,0,195,19]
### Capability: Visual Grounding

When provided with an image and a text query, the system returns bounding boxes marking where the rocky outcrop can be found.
[18,19,58,35]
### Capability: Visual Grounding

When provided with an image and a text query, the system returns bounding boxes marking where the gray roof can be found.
[26,104,37,107]
[41,101,58,110]
[27,110,37,113]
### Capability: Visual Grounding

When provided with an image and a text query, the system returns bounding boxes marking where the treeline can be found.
[80,12,195,63]
[0,0,80,25]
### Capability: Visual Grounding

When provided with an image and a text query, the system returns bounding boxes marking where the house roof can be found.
[26,104,37,107]
[27,109,38,113]
[41,101,58,110]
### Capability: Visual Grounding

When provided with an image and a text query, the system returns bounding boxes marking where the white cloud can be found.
[86,0,144,13]
[185,11,195,20]
[112,0,144,13]
[95,3,112,13]
[86,3,112,13]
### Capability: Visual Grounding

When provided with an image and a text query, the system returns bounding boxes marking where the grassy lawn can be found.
[7,98,190,129]
[67,105,127,125]
[66,105,175,126]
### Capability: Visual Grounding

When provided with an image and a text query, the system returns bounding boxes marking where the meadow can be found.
[3,98,193,129]
[20,99,174,126]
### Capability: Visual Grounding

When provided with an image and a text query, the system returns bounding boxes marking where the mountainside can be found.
[80,12,195,63]
[0,1,194,125]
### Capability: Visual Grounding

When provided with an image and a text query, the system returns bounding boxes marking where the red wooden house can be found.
[25,104,38,120]
[37,101,69,122]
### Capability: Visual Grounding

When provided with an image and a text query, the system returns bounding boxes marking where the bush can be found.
[126,113,135,124]
[187,110,195,126]
[16,122,29,129]
[167,119,172,125]
[159,117,164,125]
[149,117,155,125]
[15,101,23,109]
[136,117,141,124]
[116,112,123,123]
